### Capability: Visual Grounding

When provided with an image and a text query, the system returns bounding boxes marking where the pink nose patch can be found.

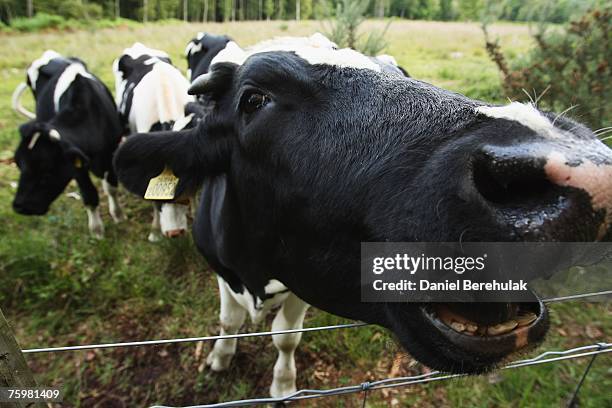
[166,229,186,238]
[545,151,612,237]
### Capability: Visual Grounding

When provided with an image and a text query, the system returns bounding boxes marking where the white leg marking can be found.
[207,277,247,372]
[148,206,162,242]
[86,206,104,239]
[102,179,125,223]
[269,294,309,398]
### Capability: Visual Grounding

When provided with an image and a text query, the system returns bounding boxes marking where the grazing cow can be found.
[114,35,612,397]
[12,50,123,238]
[113,43,195,241]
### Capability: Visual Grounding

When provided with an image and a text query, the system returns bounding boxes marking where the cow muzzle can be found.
[471,142,612,241]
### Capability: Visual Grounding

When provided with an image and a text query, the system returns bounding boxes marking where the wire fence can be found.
[21,290,611,354]
[150,343,612,408]
[19,289,611,407]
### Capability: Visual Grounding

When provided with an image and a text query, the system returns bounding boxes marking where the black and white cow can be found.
[185,32,232,81]
[113,43,195,241]
[12,50,124,238]
[114,36,612,397]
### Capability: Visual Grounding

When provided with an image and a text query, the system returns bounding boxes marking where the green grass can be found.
[0,20,610,407]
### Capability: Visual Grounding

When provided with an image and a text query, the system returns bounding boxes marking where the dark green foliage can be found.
[485,7,611,129]
[0,0,605,28]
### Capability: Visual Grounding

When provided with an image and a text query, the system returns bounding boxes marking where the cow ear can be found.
[189,62,237,100]
[114,126,231,199]
[63,144,90,169]
[117,55,134,79]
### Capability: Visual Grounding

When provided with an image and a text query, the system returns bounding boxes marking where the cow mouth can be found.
[417,291,548,373]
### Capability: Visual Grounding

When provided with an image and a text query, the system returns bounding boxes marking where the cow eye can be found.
[241,92,270,114]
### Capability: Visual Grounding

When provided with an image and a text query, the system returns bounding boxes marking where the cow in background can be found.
[11,50,123,238]
[113,42,195,241]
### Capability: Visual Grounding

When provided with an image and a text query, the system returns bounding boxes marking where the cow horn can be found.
[48,129,61,140]
[188,73,212,95]
[12,82,35,119]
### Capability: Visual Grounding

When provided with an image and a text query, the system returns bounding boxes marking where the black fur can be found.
[114,50,612,373]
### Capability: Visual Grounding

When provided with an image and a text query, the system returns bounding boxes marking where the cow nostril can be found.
[472,148,558,208]
[166,229,186,238]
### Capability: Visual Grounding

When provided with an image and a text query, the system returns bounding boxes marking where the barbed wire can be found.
[150,343,611,408]
[21,290,611,355]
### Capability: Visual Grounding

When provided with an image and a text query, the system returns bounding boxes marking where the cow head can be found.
[13,121,89,215]
[114,36,612,373]
[185,32,232,80]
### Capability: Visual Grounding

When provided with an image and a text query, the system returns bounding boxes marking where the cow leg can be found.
[207,276,247,371]
[270,294,309,398]
[148,204,162,242]
[103,170,125,223]
[75,171,104,239]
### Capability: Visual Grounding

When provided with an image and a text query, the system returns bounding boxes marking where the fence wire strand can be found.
[20,290,611,354]
[150,343,611,408]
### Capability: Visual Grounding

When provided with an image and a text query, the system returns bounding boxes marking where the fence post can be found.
[0,307,43,407]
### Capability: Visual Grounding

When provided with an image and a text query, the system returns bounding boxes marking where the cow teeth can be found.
[450,321,465,332]
[465,323,478,333]
[487,320,518,336]
[516,312,537,327]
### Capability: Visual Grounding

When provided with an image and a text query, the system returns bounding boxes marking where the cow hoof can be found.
[206,351,232,371]
[111,210,126,224]
[90,229,104,240]
[148,232,162,242]
[270,381,297,399]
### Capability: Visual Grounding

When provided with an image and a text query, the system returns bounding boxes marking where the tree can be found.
[26,0,32,17]
[265,0,273,20]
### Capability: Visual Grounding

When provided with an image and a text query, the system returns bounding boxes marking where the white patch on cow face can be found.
[122,42,169,59]
[159,203,188,235]
[476,102,560,139]
[210,33,380,72]
[48,129,61,140]
[54,63,93,112]
[27,50,62,91]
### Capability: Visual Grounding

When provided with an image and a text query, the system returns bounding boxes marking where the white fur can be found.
[148,206,161,242]
[48,129,61,140]
[127,61,194,133]
[376,54,399,66]
[210,33,379,72]
[121,42,169,60]
[102,179,124,223]
[185,40,202,57]
[53,63,93,112]
[476,102,560,139]
[159,203,189,235]
[27,132,40,149]
[27,50,61,90]
[86,206,104,239]
[196,32,205,40]
[172,113,194,131]
[207,275,309,397]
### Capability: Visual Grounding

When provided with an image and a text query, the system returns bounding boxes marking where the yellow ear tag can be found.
[74,158,82,168]
[144,166,179,200]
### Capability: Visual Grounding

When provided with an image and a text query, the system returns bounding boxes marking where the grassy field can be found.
[0,19,610,407]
